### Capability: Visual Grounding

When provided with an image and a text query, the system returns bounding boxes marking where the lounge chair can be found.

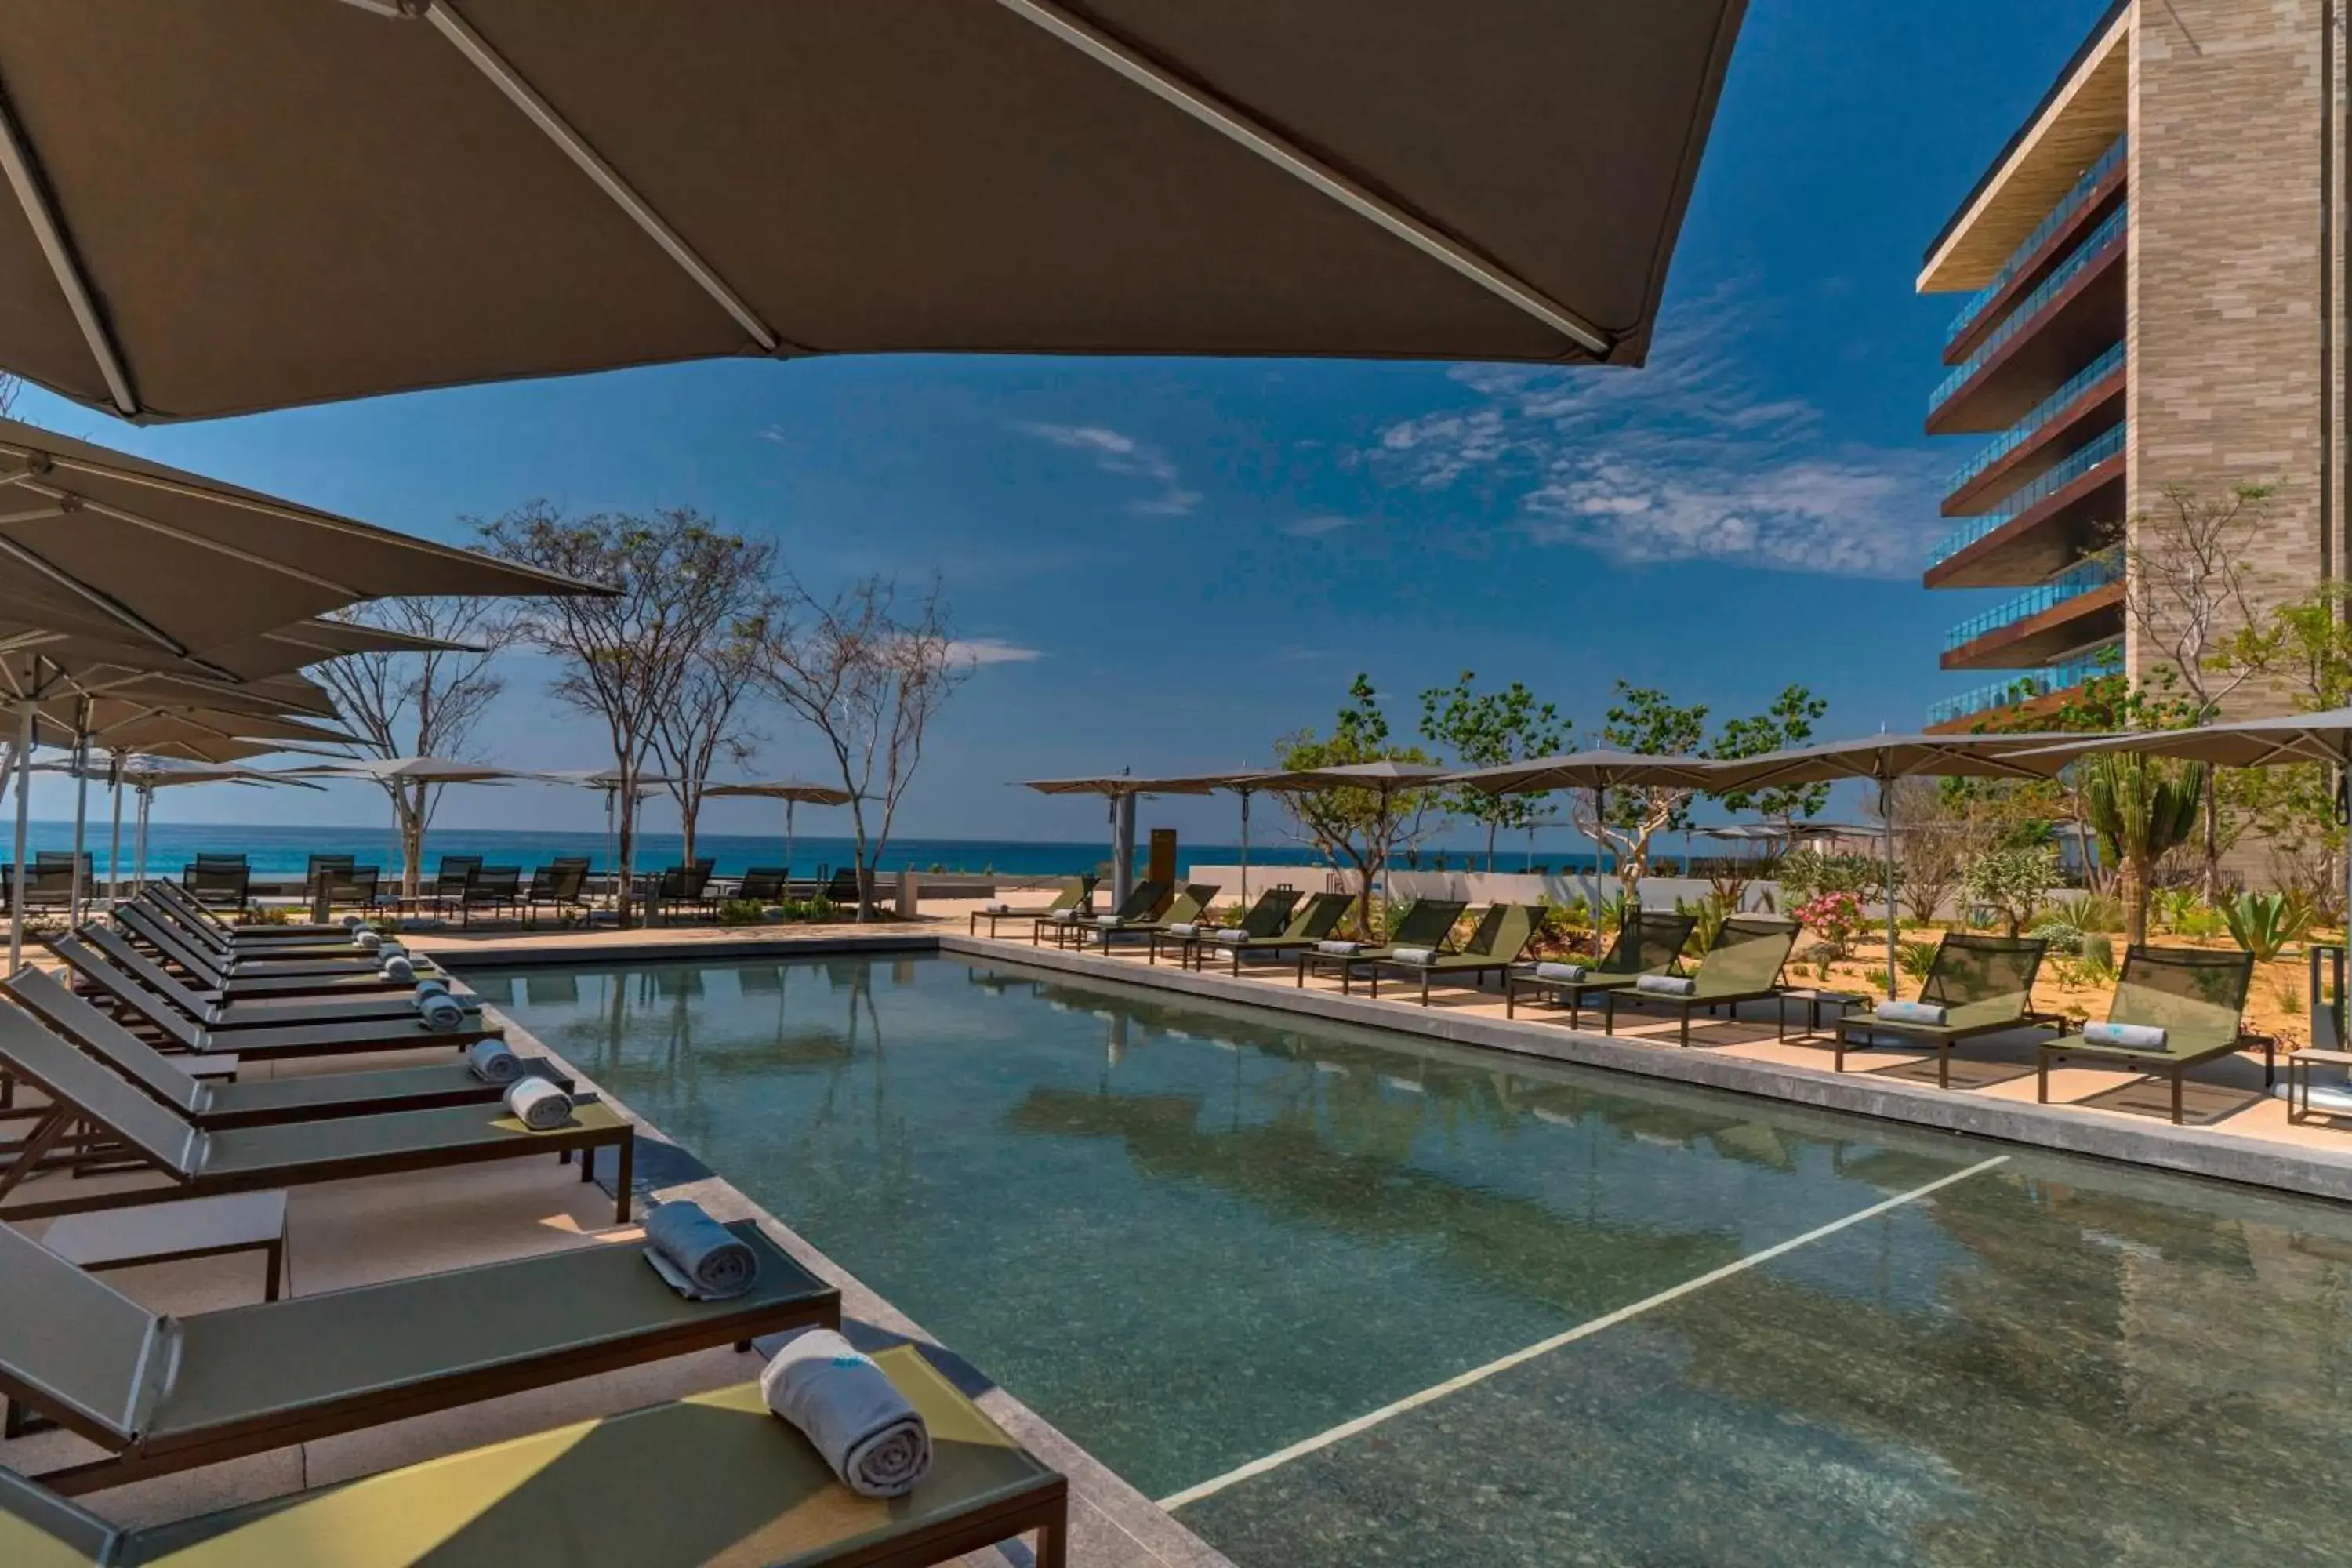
[1042,878,1163,948]
[2036,946,2269,1123]
[1602,914,1801,1047]
[1504,909,1697,1025]
[148,880,350,942]
[1366,902,1544,1004]
[733,866,789,904]
[823,866,865,906]
[459,865,524,926]
[1181,889,1353,975]
[647,860,719,924]
[0,1003,636,1223]
[67,927,482,1031]
[1834,934,2051,1087]
[36,946,499,1063]
[1076,882,1218,953]
[0,1341,1065,1562]
[420,853,485,915]
[0,1214,835,1495]
[1294,898,1471,993]
[5,863,75,915]
[120,903,381,976]
[525,858,593,925]
[116,906,451,1000]
[8,969,556,1129]
[140,886,365,953]
[968,874,1094,937]
[1148,886,1301,966]
[180,853,249,912]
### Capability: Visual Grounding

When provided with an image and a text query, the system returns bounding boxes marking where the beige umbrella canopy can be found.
[0,1,1744,422]
[1023,772,1220,907]
[705,779,855,882]
[33,753,325,903]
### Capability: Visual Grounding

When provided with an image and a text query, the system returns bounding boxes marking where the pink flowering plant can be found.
[1793,891,1866,963]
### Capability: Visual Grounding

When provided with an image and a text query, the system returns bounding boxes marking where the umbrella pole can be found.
[107,757,123,909]
[1882,775,1898,998]
[68,721,89,927]
[9,697,31,974]
[785,798,797,889]
[136,786,151,893]
[1239,789,1251,907]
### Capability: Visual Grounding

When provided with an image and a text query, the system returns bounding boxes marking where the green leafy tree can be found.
[2084,752,2206,945]
[2215,583,2352,924]
[1417,670,1566,872]
[1574,683,1709,898]
[1276,675,1441,935]
[1711,684,1831,836]
[1963,844,2060,938]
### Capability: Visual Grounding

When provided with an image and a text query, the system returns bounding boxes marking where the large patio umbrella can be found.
[1444,750,1724,931]
[1277,761,1456,925]
[1022,773,1220,909]
[1700,732,2100,993]
[702,779,855,884]
[276,755,546,902]
[33,753,324,902]
[539,766,681,912]
[0,2,1747,422]
[1163,768,1330,908]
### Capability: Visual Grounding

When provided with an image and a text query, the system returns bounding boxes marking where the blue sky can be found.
[13,0,2111,848]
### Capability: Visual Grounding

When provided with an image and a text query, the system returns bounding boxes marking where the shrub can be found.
[2080,932,2116,980]
[1778,850,1880,909]
[1962,845,2058,937]
[2028,920,2085,957]
[1674,892,1735,956]
[716,899,768,927]
[2222,891,2314,963]
[1896,939,1940,981]
[1793,891,1866,962]
[2068,891,2125,934]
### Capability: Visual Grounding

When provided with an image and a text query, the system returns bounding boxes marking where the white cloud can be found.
[1021,423,1201,517]
[1283,514,1362,537]
[1371,287,1943,579]
[948,637,1046,666]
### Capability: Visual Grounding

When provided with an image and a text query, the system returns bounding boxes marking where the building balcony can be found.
[1940,554,2123,670]
[1924,645,2123,731]
[1926,205,2125,435]
[1944,135,2126,363]
[1943,342,2124,517]
[1926,423,2124,588]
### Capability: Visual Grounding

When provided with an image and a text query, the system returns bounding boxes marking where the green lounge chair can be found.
[1077,882,1220,953]
[1041,878,1164,948]
[62,930,485,1033]
[1834,934,2051,1087]
[1182,889,1353,975]
[5,970,547,1129]
[0,1004,636,1224]
[1295,898,1471,993]
[2036,946,2269,1124]
[0,1341,1065,1564]
[1367,903,1546,1004]
[970,874,1094,938]
[1504,909,1697,1025]
[1148,886,1301,967]
[0,1215,836,1496]
[1602,914,1801,1047]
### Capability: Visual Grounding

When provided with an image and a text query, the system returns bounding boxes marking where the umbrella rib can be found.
[18,485,361,598]
[421,1,792,357]
[0,534,216,667]
[993,0,1615,359]
[0,78,139,416]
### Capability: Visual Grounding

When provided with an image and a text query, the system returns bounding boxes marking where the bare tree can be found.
[2125,482,2269,898]
[757,574,967,920]
[311,598,519,898]
[0,374,20,420]
[653,614,772,867]
[477,503,766,924]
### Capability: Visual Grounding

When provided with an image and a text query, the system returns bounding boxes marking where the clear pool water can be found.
[477,955,2352,1566]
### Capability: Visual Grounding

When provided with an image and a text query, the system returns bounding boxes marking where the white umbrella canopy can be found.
[704,779,854,884]
[278,755,541,784]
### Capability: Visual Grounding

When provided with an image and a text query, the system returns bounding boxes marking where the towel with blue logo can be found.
[760,1329,931,1498]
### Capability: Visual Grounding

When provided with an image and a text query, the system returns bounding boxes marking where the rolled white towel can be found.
[1875,1000,1948,1026]
[1316,940,1361,956]
[504,1076,574,1131]
[1165,922,1199,938]
[1391,946,1437,966]
[1213,930,1250,945]
[2083,1021,2169,1051]
[377,941,406,962]
[1535,961,1588,983]
[1091,915,1122,927]
[418,990,468,1032]
[1635,974,1697,997]
[761,1330,931,1498]
[380,954,416,983]
[642,1201,760,1300]
[355,930,383,953]
[466,1039,521,1084]
[982,901,1011,914]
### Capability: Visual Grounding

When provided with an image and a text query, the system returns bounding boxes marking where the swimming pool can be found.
[477,955,2352,1566]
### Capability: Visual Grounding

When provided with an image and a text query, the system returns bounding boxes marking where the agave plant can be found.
[2083,752,2205,945]
[2222,891,2314,964]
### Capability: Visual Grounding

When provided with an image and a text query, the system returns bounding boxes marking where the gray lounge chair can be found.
[120,904,381,976]
[67,927,482,1033]
[1295,898,1471,993]
[116,906,448,1000]
[0,1214,834,1495]
[1148,886,1301,966]
[1367,902,1545,1004]
[1602,914,1801,1047]
[2036,946,2268,1123]
[1504,909,1697,1025]
[1834,933,2052,1087]
[0,1004,635,1223]
[1180,889,1352,975]
[148,880,355,946]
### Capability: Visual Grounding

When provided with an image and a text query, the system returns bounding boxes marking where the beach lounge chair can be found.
[67,927,481,1029]
[180,853,249,912]
[147,880,350,942]
[1076,882,1218,953]
[459,865,524,926]
[1295,898,1471,993]
[0,1214,835,1495]
[120,904,380,977]
[5,862,75,914]
[823,866,864,905]
[115,907,450,1000]
[733,866,789,904]
[1181,889,1353,975]
[140,887,365,953]
[0,1003,636,1223]
[420,853,485,915]
[1367,902,1544,1004]
[1833,934,2051,1087]
[524,858,593,925]
[1602,914,1800,1047]
[1043,879,1163,947]
[0,1341,1065,1562]
[1149,886,1301,967]
[2036,946,2269,1124]
[968,874,1094,937]
[7,970,554,1129]
[647,860,719,924]
[1504,909,1697,1025]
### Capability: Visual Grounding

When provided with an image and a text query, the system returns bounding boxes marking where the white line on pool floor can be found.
[1157,1152,2011,1511]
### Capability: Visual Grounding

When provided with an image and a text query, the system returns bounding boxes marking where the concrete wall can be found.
[1182,863,1784,914]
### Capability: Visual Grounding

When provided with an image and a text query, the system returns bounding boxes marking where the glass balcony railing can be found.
[1941,553,2121,652]
[1930,203,2127,413]
[1928,423,2125,567]
[1947,135,2127,344]
[1926,644,2124,727]
[1946,342,2124,503]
